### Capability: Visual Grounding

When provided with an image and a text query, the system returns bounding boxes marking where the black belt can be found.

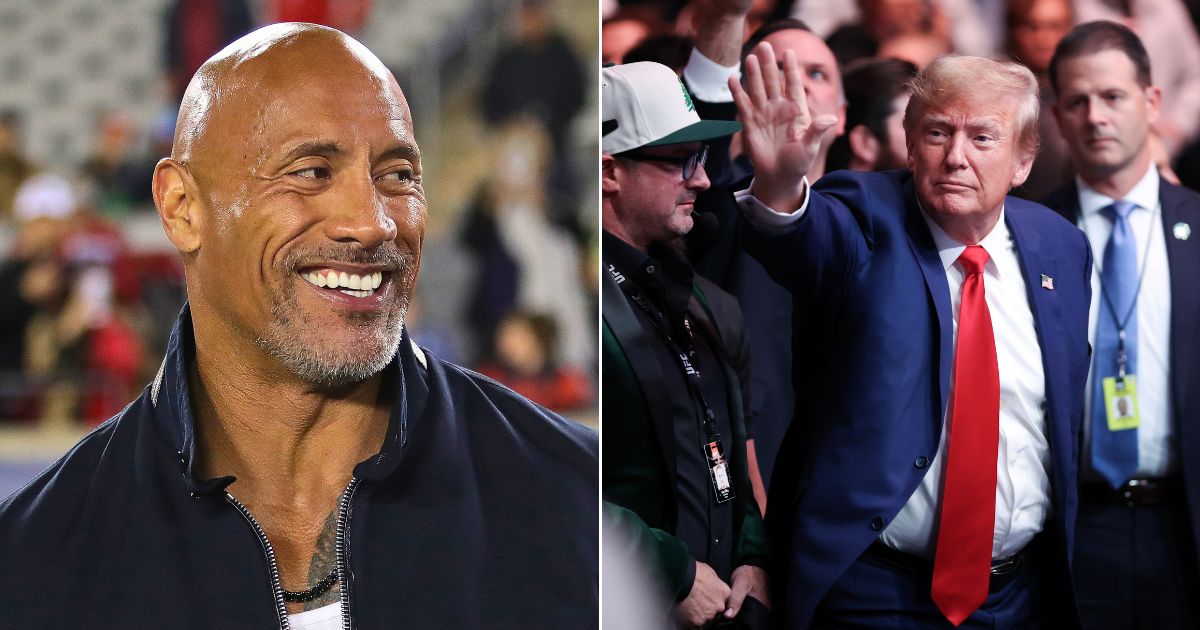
[1081,477,1181,507]
[865,541,1029,594]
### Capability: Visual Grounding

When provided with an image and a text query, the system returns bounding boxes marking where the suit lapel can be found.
[903,181,954,422]
[1007,207,1061,322]
[1006,204,1074,499]
[602,266,679,482]
[1160,183,1200,423]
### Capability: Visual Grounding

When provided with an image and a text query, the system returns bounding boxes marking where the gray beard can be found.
[256,302,407,388]
[255,244,416,388]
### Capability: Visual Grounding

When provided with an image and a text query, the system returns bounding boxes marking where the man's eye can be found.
[379,168,415,183]
[974,135,994,143]
[292,166,330,179]
[809,70,827,81]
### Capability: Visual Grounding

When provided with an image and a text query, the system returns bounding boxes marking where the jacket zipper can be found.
[336,477,361,630]
[225,492,291,629]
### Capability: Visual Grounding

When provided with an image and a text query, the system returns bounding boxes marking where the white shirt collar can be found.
[919,204,1011,278]
[1076,161,1159,217]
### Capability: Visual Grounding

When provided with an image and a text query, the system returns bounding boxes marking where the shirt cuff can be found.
[735,177,810,233]
[682,48,740,103]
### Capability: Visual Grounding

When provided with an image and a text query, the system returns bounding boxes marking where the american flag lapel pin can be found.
[1041,274,1054,290]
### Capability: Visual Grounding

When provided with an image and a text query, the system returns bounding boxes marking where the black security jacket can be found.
[0,305,598,629]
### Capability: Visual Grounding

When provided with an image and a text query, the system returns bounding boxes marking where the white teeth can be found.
[301,269,384,295]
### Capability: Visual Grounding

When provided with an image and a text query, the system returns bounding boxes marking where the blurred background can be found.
[0,0,598,497]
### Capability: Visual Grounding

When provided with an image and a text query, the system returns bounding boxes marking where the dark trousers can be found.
[1074,496,1200,630]
[813,542,1052,629]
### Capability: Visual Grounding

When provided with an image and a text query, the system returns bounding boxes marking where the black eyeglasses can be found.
[617,145,709,181]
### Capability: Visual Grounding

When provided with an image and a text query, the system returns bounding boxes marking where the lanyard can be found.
[1085,204,1158,380]
[608,262,721,441]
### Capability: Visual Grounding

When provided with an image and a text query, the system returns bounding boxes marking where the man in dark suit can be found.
[601,60,770,628]
[729,44,1092,627]
[1041,21,1200,629]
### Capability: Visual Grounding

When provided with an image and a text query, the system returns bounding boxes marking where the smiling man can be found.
[0,23,596,629]
[729,45,1092,627]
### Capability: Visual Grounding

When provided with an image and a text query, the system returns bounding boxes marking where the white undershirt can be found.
[287,602,341,630]
[737,188,1051,561]
[1076,164,1174,478]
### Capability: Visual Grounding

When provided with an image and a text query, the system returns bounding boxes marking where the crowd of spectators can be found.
[0,142,173,427]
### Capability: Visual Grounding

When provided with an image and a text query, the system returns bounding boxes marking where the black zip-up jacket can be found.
[0,306,598,628]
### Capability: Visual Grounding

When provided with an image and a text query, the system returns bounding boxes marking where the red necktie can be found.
[931,245,1000,626]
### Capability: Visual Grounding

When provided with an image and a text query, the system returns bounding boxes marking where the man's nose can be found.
[1085,95,1107,127]
[944,134,968,169]
[687,162,711,191]
[324,175,398,248]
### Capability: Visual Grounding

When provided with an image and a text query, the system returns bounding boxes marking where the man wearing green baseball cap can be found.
[602,60,770,629]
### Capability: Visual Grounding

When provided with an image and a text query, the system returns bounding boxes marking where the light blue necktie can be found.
[1091,200,1139,489]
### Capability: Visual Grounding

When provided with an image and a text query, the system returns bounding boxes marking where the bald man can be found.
[0,23,597,628]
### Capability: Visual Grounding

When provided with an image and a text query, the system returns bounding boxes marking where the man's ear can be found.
[848,125,879,168]
[1145,85,1163,126]
[1011,147,1036,188]
[152,158,202,254]
[601,155,620,193]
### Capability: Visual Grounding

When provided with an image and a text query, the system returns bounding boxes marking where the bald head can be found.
[154,22,427,387]
[174,23,408,172]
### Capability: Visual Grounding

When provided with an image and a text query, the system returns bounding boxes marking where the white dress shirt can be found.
[681,47,739,103]
[737,190,1051,561]
[1077,164,1174,479]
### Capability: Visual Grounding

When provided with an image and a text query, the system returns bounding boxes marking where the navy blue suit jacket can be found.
[743,170,1093,628]
[1042,179,1200,566]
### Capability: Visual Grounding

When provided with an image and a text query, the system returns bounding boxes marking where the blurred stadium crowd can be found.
[0,0,597,494]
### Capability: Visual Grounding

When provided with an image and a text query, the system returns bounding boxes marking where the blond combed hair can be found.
[903,55,1041,159]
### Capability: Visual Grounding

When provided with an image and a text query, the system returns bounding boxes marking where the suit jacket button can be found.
[871,517,884,531]
[915,456,929,469]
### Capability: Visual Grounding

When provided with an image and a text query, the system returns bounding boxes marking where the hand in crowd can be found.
[724,564,770,618]
[676,560,732,628]
[691,0,754,67]
[729,42,839,213]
